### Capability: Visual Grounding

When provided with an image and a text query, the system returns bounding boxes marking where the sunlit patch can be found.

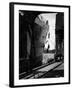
[38,13,57,51]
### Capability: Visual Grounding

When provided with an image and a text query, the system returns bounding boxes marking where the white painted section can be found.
[42,53,54,64]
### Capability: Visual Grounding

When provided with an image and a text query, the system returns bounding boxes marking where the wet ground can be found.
[20,62,64,79]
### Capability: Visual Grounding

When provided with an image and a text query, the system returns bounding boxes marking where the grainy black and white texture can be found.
[19,10,64,79]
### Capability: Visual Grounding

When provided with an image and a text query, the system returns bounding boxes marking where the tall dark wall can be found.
[56,13,64,41]
[56,13,64,54]
[19,11,40,59]
[19,13,27,58]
